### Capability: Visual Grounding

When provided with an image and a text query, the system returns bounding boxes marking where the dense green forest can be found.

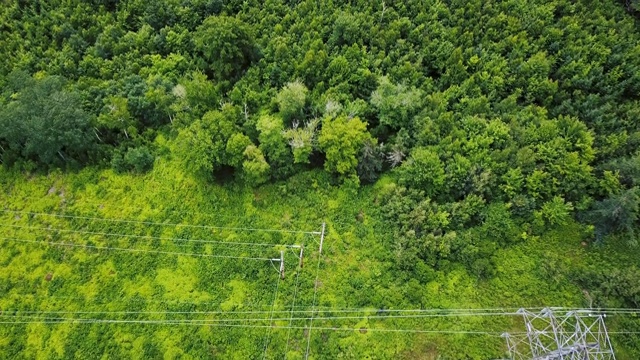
[1,0,640,358]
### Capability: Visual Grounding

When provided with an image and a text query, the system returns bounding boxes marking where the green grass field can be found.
[0,155,638,359]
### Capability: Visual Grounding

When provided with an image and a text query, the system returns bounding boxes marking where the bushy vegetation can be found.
[1,0,640,358]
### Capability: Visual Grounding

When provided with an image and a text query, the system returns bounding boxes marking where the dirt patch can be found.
[45,273,53,281]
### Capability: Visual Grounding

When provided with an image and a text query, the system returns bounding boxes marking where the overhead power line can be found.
[1,318,638,337]
[0,308,531,315]
[305,222,326,360]
[1,294,331,308]
[0,312,523,321]
[0,316,505,335]
[262,275,282,359]
[4,292,637,317]
[284,267,303,359]
[0,223,300,248]
[0,236,273,261]
[0,193,318,226]
[0,209,321,235]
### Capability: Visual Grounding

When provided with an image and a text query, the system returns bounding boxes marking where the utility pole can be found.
[319,222,325,254]
[298,244,304,268]
[271,251,285,280]
[279,250,285,280]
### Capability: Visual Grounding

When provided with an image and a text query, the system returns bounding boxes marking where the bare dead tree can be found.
[387,146,405,168]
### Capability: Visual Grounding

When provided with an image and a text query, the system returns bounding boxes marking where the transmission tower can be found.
[502,308,615,360]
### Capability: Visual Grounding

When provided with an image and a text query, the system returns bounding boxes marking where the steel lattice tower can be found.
[502,308,616,360]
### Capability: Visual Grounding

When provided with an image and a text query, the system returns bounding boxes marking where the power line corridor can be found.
[0,208,637,359]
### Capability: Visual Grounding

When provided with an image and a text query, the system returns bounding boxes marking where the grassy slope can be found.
[0,154,637,359]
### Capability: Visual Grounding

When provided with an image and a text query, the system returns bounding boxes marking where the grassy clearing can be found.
[0,156,638,359]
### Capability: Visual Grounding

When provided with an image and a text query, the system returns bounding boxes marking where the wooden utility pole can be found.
[298,244,304,268]
[319,222,326,254]
[279,250,285,280]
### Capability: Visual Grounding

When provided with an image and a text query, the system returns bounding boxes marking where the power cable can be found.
[0,313,523,322]
[0,194,318,226]
[0,209,321,235]
[2,305,520,321]
[0,223,300,248]
[262,275,282,360]
[0,316,507,335]
[304,234,324,359]
[0,236,273,261]
[284,267,302,359]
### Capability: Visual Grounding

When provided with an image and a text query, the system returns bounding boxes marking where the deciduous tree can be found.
[319,115,371,178]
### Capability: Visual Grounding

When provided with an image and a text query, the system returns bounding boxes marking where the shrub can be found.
[111,146,154,173]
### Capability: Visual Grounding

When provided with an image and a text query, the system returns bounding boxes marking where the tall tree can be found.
[0,72,95,167]
[242,145,270,186]
[276,81,308,124]
[194,15,257,82]
[398,147,446,198]
[319,115,371,178]
[588,187,640,243]
[256,114,294,178]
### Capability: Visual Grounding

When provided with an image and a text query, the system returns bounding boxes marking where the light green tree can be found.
[276,81,308,123]
[242,145,270,185]
[170,71,220,125]
[318,115,371,178]
[370,76,424,129]
[175,104,239,176]
[256,114,286,161]
[256,114,293,178]
[535,196,574,227]
[283,118,318,164]
[98,96,136,139]
[225,133,252,168]
[500,168,524,199]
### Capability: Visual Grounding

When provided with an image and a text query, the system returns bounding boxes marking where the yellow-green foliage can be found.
[220,280,249,311]
[0,156,638,359]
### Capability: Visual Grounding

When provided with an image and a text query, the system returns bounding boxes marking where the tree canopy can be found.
[2,0,640,356]
[0,73,95,167]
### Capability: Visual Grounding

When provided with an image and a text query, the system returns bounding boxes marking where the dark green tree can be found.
[587,187,640,243]
[357,138,384,184]
[0,73,95,167]
[194,15,257,82]
[398,147,446,198]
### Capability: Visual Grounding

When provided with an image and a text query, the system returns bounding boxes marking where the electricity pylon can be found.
[502,308,615,360]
